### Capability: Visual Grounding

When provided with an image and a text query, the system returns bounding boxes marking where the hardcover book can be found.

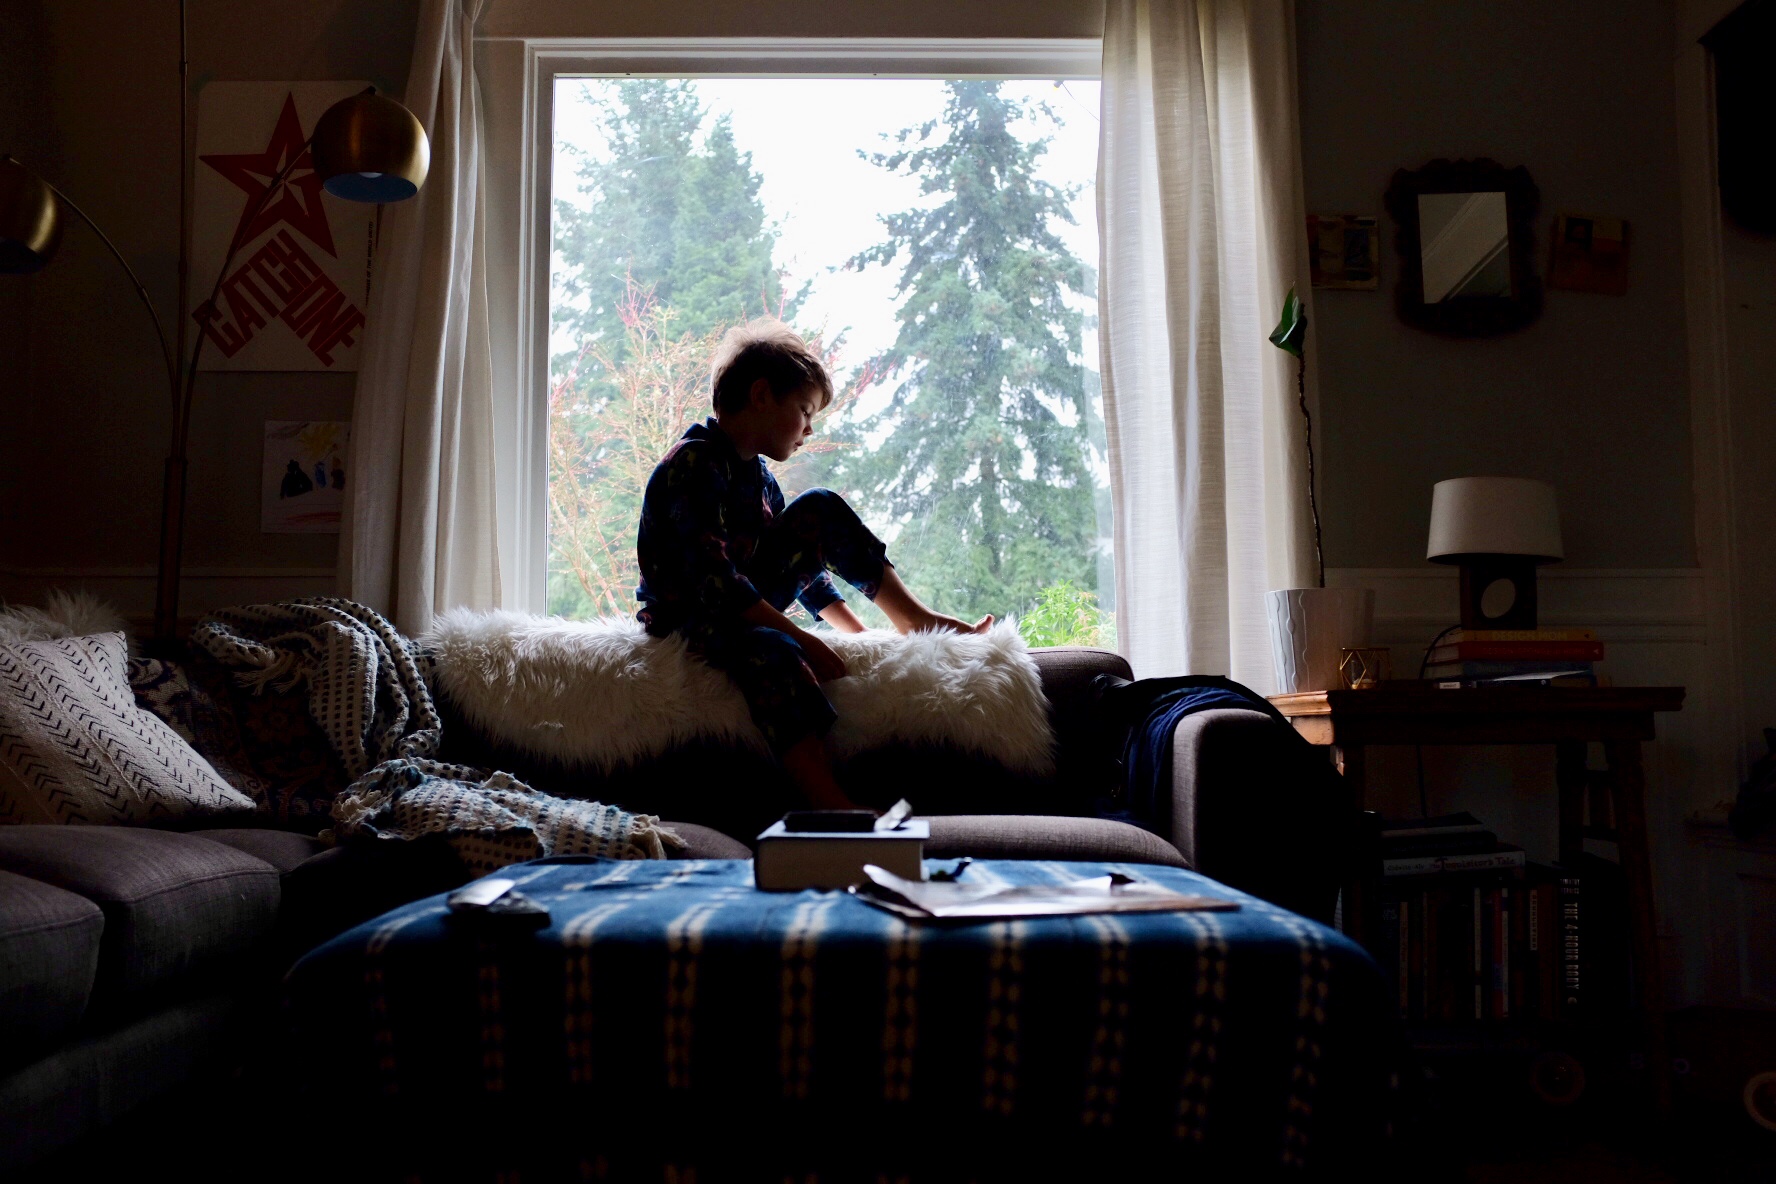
[1382,846,1526,877]
[1423,660,1596,679]
[1448,629,1597,642]
[754,820,928,891]
[1428,640,1605,664]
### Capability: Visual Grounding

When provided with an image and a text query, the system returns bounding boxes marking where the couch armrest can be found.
[1030,647,1132,804]
[1170,708,1346,923]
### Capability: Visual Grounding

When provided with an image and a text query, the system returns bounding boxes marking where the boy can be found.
[636,319,991,811]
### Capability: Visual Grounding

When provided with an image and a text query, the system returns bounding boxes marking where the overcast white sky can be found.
[550,78,1101,395]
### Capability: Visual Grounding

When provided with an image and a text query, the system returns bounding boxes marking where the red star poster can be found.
[192,82,379,371]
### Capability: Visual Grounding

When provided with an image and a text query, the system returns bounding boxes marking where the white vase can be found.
[1266,587,1375,694]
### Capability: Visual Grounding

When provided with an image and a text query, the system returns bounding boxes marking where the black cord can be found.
[1297,356,1325,589]
[1415,745,1430,819]
[1417,624,1462,680]
[1414,624,1462,817]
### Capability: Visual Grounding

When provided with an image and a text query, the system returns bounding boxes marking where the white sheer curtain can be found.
[338,0,500,637]
[1098,0,1317,686]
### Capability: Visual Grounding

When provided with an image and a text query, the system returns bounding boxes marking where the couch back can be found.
[433,646,1133,839]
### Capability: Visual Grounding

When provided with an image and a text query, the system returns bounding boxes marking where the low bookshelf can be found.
[1268,684,1684,1112]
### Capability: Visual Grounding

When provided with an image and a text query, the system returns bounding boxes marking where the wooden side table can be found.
[1268,684,1685,1111]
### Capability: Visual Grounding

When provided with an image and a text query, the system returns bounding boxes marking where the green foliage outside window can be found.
[548,79,1113,646]
[1015,580,1117,649]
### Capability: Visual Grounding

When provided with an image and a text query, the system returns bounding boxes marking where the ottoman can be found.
[285,858,1395,1180]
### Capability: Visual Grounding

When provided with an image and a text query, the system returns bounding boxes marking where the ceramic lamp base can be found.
[1455,555,1539,630]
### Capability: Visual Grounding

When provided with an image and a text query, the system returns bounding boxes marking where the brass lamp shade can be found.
[310,92,429,203]
[0,157,63,274]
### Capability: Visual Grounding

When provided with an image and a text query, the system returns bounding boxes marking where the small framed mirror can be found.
[1385,158,1541,336]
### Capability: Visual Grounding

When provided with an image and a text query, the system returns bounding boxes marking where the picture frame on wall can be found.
[1307,214,1380,290]
[193,82,379,372]
[262,420,349,533]
[1547,214,1629,296]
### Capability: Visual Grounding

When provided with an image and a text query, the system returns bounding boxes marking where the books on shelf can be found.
[1375,865,1570,1025]
[1428,640,1605,664]
[1380,812,1489,840]
[1369,809,1614,1032]
[1445,629,1597,642]
[1424,628,1606,688]
[1382,846,1525,877]
[1424,660,1596,679]
[1379,810,1519,875]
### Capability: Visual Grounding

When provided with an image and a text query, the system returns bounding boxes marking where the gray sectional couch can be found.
[0,644,1339,1174]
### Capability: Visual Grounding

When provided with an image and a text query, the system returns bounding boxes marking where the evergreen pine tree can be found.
[551,81,783,368]
[548,81,787,618]
[827,82,1101,623]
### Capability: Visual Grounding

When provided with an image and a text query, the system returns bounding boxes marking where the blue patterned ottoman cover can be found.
[286,858,1394,1180]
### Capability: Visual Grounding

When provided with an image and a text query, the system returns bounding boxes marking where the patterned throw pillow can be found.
[0,632,257,825]
[127,652,347,831]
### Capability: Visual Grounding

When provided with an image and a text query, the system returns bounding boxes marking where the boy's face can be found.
[749,379,823,463]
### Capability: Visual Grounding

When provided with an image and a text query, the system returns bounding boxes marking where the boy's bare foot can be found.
[872,565,994,637]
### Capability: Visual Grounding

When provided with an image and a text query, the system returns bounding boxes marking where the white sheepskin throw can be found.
[422,610,1056,778]
[0,590,130,648]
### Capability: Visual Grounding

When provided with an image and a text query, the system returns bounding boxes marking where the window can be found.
[539,59,1110,645]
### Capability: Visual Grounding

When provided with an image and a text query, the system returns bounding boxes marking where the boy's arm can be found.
[740,600,848,681]
[653,443,765,618]
[817,602,868,634]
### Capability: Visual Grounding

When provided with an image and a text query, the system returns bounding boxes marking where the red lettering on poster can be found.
[189,229,364,367]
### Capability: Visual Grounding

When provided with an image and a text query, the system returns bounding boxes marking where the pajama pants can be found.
[680,489,890,754]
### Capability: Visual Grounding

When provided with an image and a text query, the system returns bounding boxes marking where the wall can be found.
[13,0,1693,604]
[0,0,419,621]
[1720,195,1776,753]
[1297,0,1693,569]
[480,0,1103,39]
[1683,0,1776,1009]
[1298,0,1776,1009]
[0,0,1104,620]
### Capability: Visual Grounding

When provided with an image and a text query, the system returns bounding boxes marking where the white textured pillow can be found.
[0,632,256,825]
[424,610,1057,777]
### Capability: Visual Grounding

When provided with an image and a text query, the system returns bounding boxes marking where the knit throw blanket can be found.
[193,598,671,866]
[331,758,680,871]
[191,597,441,779]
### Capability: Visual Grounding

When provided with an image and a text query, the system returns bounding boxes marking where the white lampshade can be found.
[1426,477,1563,562]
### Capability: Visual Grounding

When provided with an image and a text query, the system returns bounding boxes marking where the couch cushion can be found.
[920,814,1188,868]
[0,827,278,1010]
[0,870,102,1069]
[665,822,752,859]
[0,633,257,826]
[0,990,240,1174]
[192,827,326,874]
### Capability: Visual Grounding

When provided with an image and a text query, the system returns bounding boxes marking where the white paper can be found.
[854,865,1240,921]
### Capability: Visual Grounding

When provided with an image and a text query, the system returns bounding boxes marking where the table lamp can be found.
[1426,476,1562,630]
[0,74,428,643]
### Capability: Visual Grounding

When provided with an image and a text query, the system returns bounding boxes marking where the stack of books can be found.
[1424,628,1604,687]
[1373,813,1583,1027]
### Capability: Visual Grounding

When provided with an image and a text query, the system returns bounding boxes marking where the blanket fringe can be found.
[234,651,305,695]
[630,818,685,860]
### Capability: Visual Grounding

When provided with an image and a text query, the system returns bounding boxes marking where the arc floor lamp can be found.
[0,2,429,645]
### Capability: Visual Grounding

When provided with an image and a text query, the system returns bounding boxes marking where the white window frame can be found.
[477,38,1101,614]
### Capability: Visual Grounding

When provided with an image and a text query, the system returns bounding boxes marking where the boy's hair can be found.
[710,319,833,414]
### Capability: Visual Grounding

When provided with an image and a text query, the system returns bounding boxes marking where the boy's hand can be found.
[793,628,848,682]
